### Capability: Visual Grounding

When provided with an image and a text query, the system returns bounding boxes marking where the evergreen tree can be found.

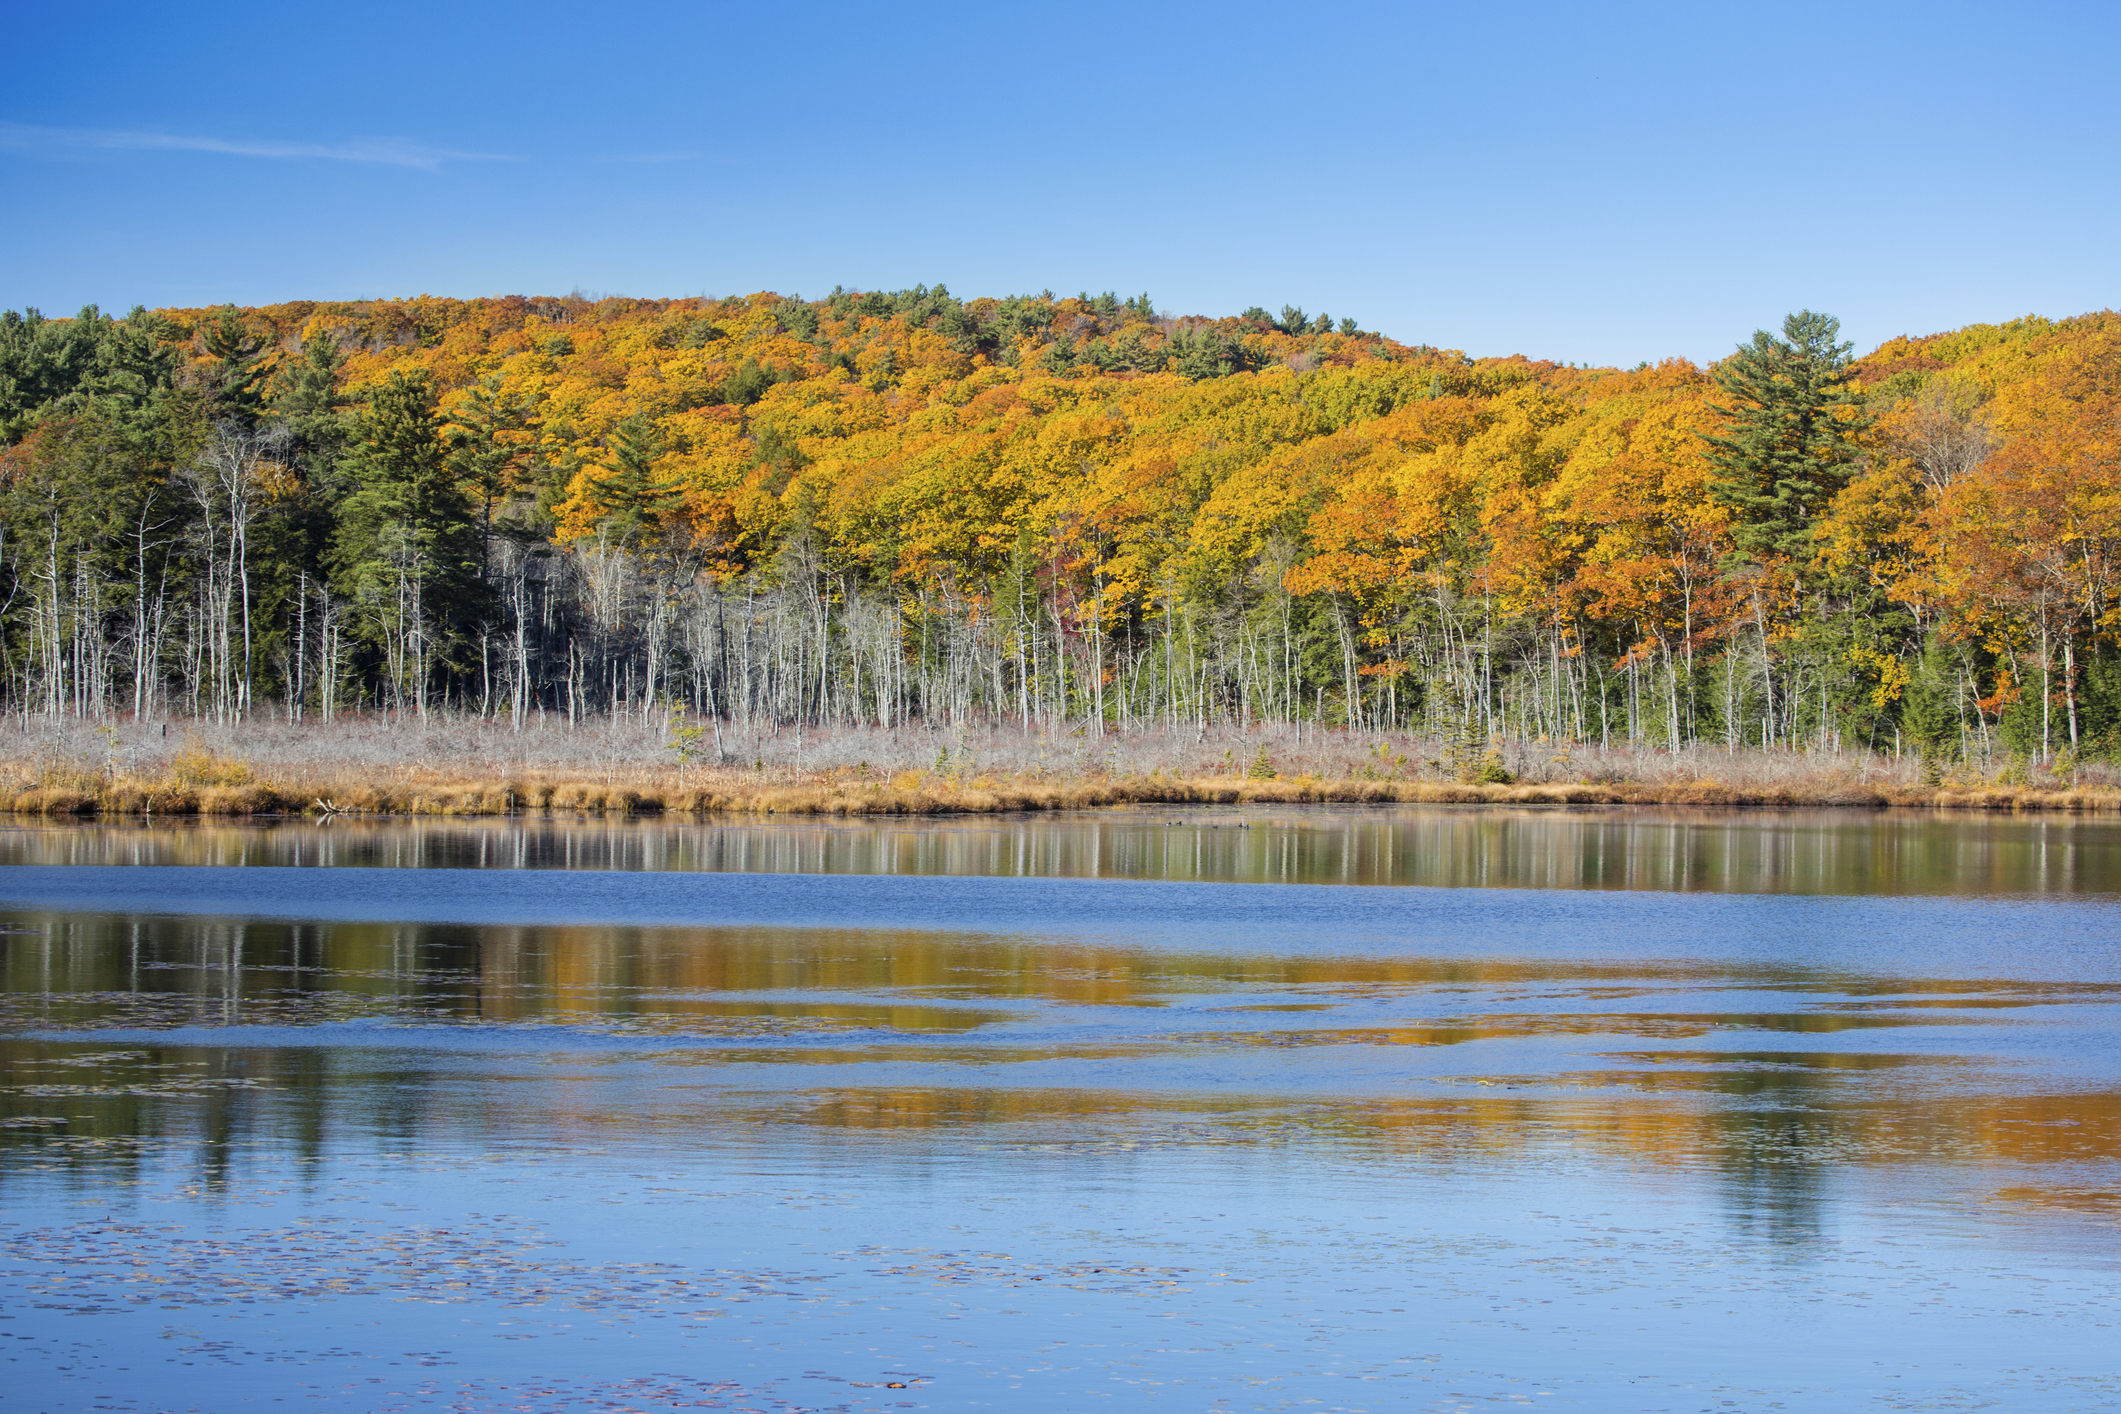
[1704,310,1871,562]
[78,306,178,428]
[2078,656,2121,757]
[989,295,1052,343]
[938,301,987,355]
[588,412,682,543]
[774,297,819,340]
[270,329,355,475]
[333,369,475,589]
[446,377,535,553]
[1,308,101,440]
[1168,326,1247,380]
[200,304,271,426]
[330,368,483,707]
[1,411,140,573]
[263,330,356,657]
[723,357,776,405]
[1106,327,1164,372]
[1901,634,1961,752]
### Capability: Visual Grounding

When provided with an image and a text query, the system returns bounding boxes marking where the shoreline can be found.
[4,771,2117,819]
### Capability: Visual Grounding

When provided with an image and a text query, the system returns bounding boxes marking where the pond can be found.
[3,806,2119,1412]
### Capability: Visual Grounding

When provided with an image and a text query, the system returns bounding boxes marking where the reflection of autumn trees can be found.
[4,810,2119,895]
[8,294,2121,764]
[598,1083,2121,1183]
[5,903,2119,1199]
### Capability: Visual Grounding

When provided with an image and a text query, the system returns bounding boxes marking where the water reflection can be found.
[3,812,2119,1413]
[4,899,2117,1197]
[5,804,2121,895]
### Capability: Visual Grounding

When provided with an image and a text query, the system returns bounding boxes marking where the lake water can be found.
[2,806,2118,1412]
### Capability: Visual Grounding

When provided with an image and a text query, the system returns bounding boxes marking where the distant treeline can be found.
[0,286,2116,763]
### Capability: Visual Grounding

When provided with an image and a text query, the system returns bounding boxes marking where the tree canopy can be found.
[0,286,2114,764]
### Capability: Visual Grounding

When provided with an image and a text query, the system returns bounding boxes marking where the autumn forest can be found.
[2,285,2117,774]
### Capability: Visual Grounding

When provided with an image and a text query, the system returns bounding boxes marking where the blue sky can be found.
[3,0,2114,365]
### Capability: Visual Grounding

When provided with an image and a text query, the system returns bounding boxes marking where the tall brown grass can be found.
[0,715,2113,818]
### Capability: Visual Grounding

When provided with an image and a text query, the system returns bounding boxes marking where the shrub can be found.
[1472,749,1516,785]
[169,742,253,787]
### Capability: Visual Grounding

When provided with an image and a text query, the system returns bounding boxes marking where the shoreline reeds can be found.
[1,715,2115,819]
[1,766,2116,819]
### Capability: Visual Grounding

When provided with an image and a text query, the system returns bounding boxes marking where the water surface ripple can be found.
[1,807,2116,1413]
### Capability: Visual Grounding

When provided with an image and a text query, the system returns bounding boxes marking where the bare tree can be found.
[182,422,287,722]
[1894,375,1998,494]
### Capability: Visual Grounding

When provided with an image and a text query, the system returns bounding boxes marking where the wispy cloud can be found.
[0,121,510,171]
[597,151,714,165]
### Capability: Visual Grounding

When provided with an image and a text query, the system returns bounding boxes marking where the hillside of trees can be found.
[1,285,2115,768]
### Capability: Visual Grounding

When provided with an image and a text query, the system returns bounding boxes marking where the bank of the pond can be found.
[1,768,2118,818]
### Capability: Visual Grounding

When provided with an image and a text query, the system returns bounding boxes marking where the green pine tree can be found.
[0,305,178,441]
[1108,328,1164,373]
[1164,328,1231,381]
[333,369,477,593]
[270,330,356,475]
[81,306,179,429]
[589,412,682,543]
[447,375,536,572]
[723,357,777,405]
[330,369,486,705]
[200,305,270,426]
[1901,634,1961,754]
[1703,310,1870,563]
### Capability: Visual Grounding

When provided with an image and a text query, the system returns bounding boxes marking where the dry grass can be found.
[0,714,2114,818]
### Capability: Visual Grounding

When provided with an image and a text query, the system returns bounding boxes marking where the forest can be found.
[1,284,2116,777]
